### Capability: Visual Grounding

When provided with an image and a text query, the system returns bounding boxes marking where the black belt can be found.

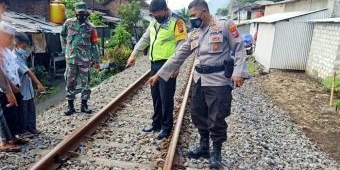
[151,59,167,64]
[195,65,224,74]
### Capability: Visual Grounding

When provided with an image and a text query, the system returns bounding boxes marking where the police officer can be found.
[147,0,251,168]
[126,0,187,140]
[61,2,100,116]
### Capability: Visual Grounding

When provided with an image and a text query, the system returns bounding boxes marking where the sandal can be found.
[0,143,21,152]
[10,138,29,145]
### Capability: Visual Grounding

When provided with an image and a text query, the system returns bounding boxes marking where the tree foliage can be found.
[61,0,82,18]
[215,8,229,16]
[117,1,142,35]
[176,8,189,23]
[89,12,105,26]
[61,0,105,25]
[106,24,132,48]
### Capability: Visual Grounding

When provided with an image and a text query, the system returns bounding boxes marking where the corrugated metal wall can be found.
[257,10,331,70]
[237,24,251,34]
[271,22,314,70]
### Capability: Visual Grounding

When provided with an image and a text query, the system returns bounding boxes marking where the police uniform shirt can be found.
[132,12,187,57]
[157,18,249,86]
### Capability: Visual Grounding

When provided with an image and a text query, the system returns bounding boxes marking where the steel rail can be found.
[30,70,151,170]
[163,67,194,170]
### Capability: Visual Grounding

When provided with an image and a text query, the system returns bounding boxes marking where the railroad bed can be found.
[59,57,194,169]
[0,56,185,169]
[1,54,340,169]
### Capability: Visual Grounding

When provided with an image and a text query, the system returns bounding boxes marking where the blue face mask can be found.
[16,48,30,57]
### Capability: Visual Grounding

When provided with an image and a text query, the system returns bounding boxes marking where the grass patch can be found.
[247,61,257,75]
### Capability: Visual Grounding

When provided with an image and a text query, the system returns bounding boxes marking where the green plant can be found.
[177,8,189,23]
[323,75,340,109]
[89,12,105,26]
[322,76,340,92]
[105,24,132,48]
[118,1,142,35]
[247,62,256,75]
[33,66,49,87]
[106,46,132,71]
[90,68,119,87]
[61,0,81,18]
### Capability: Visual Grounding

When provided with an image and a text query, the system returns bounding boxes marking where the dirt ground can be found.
[255,70,340,163]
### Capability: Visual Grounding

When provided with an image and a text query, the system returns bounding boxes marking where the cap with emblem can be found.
[74,1,88,13]
[0,21,16,35]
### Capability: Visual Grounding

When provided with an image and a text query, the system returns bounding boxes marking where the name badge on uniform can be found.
[191,32,199,40]
[212,26,221,31]
[191,41,199,50]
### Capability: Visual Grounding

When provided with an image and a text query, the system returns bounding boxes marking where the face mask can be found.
[16,48,31,57]
[16,48,26,55]
[190,17,203,28]
[77,14,88,24]
[155,15,167,24]
[190,11,204,28]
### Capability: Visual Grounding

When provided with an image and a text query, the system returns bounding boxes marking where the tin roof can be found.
[265,0,297,5]
[250,9,327,23]
[2,11,62,33]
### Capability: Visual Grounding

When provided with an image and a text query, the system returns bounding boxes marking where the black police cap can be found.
[149,0,167,12]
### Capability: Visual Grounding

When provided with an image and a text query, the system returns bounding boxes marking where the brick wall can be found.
[306,23,340,79]
[9,0,50,21]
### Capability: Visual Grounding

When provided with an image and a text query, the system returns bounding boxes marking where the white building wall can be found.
[285,0,328,12]
[265,4,285,16]
[254,23,276,70]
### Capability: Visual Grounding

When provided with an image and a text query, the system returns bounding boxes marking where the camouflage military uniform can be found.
[61,18,99,101]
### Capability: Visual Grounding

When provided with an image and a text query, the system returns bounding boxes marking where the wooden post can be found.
[330,71,336,106]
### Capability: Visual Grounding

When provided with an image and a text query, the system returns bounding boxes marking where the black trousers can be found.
[150,62,176,132]
[0,92,22,137]
[19,98,37,134]
[191,79,232,142]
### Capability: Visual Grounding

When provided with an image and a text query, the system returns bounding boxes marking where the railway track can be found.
[5,55,338,170]
[29,57,194,170]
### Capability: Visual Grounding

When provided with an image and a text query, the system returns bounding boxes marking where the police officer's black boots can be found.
[64,100,76,116]
[81,100,92,114]
[188,137,210,159]
[209,142,223,169]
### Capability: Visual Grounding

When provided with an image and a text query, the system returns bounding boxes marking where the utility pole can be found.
[92,0,94,11]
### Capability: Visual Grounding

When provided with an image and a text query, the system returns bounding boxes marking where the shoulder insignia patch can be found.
[228,24,239,39]
[176,20,184,33]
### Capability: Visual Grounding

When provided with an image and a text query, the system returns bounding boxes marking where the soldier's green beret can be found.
[74,2,88,13]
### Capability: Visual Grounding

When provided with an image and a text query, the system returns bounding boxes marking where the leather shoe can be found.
[142,125,160,132]
[156,130,169,140]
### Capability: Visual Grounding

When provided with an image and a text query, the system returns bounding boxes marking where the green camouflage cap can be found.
[74,2,88,13]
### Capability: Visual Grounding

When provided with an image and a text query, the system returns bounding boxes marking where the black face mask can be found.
[190,17,203,28]
[190,11,204,28]
[77,14,89,24]
[154,15,167,24]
